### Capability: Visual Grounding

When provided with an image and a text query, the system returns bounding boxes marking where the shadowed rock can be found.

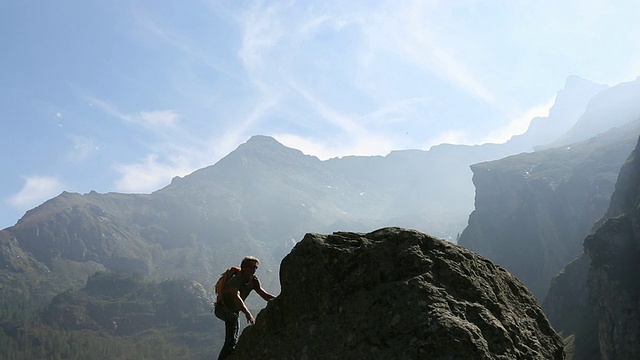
[231,227,564,359]
[544,135,640,359]
[583,134,640,360]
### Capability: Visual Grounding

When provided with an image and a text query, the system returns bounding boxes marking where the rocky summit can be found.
[231,227,564,360]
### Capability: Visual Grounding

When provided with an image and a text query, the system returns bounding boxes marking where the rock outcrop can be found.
[231,228,564,359]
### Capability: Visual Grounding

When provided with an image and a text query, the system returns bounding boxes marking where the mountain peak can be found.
[549,77,640,147]
[229,135,327,167]
[563,75,605,92]
[245,134,281,145]
[509,75,608,151]
[164,135,320,189]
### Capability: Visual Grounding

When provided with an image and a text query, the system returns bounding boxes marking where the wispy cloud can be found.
[76,0,624,187]
[360,1,496,104]
[66,134,100,163]
[8,176,65,210]
[84,90,262,194]
[113,154,194,193]
[238,2,285,72]
[111,135,241,194]
[130,2,241,81]
[276,81,399,159]
[139,110,180,127]
[213,95,281,153]
[233,1,501,158]
[86,96,179,129]
[360,97,432,126]
[291,81,361,135]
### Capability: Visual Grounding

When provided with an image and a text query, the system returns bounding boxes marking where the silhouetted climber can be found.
[214,256,276,360]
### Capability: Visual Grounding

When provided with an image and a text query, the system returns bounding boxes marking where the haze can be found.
[2,0,640,229]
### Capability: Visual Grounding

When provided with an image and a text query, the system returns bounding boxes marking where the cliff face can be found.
[543,253,600,359]
[231,227,564,360]
[583,135,640,360]
[543,135,640,360]
[459,119,640,299]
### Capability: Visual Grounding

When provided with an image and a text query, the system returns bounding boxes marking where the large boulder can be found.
[231,227,564,359]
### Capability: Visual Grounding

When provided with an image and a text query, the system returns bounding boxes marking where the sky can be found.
[2,0,640,230]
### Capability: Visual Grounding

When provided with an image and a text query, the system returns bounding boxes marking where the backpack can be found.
[215,266,241,304]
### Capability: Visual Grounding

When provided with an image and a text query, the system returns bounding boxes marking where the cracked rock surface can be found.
[232,227,564,360]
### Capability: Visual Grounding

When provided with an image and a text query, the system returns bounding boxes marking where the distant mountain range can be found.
[2,75,639,301]
[2,75,640,358]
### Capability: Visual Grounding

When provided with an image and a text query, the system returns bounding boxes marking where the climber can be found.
[214,256,276,360]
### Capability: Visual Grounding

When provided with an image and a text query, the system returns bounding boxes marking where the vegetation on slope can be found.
[0,272,221,359]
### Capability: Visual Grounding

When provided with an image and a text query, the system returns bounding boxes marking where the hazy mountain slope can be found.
[0,135,500,302]
[0,74,637,358]
[458,119,640,300]
[510,75,608,150]
[0,75,622,303]
[323,76,607,240]
[0,272,219,360]
[544,77,640,148]
[2,136,359,301]
[160,135,392,242]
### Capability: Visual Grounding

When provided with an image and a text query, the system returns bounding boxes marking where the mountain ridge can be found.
[1,74,639,358]
[1,73,632,303]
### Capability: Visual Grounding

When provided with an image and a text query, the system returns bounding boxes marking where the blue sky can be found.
[2,0,640,229]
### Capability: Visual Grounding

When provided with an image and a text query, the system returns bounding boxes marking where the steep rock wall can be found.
[583,135,640,359]
[545,135,640,359]
[543,253,600,359]
[459,120,640,299]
